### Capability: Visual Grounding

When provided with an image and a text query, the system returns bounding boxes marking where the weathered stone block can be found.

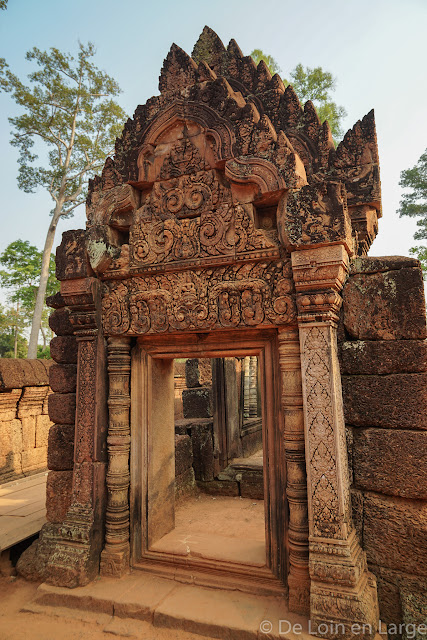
[0,418,21,454]
[400,578,427,636]
[190,422,214,481]
[48,393,76,425]
[353,428,427,499]
[197,480,239,496]
[175,468,196,502]
[48,307,74,336]
[21,416,36,450]
[182,387,213,418]
[175,434,193,476]
[240,469,264,500]
[50,336,78,364]
[0,388,21,421]
[16,522,60,583]
[46,470,73,522]
[49,364,77,393]
[55,229,89,281]
[342,373,427,430]
[185,358,201,388]
[35,414,52,449]
[17,386,48,418]
[22,447,47,473]
[339,340,427,375]
[367,565,427,637]
[363,493,427,576]
[48,424,75,471]
[351,255,420,274]
[0,359,51,391]
[46,291,66,309]
[350,488,364,543]
[368,565,403,635]
[343,267,426,340]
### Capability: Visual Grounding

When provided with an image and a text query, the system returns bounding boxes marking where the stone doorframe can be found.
[46,233,380,638]
[95,244,380,636]
[102,329,295,596]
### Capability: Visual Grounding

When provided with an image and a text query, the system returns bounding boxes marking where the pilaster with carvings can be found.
[292,244,379,638]
[46,230,108,587]
[100,336,132,577]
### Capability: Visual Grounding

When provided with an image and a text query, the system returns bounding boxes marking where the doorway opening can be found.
[130,332,287,594]
[151,356,265,567]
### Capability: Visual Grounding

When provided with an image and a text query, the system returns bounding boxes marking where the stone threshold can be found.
[26,570,313,640]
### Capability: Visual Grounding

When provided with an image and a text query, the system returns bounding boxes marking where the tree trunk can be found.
[40,324,47,348]
[27,210,61,359]
[14,302,19,359]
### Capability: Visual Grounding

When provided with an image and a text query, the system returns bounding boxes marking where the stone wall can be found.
[0,359,53,483]
[45,293,78,523]
[339,256,427,635]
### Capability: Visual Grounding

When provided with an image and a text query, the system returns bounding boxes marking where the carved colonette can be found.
[278,328,310,613]
[100,337,131,576]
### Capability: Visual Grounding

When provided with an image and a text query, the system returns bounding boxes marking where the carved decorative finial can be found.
[192,26,226,73]
[159,43,198,94]
[281,84,304,128]
[268,73,286,93]
[334,109,378,168]
[226,38,243,58]
[255,59,272,92]
[303,100,322,129]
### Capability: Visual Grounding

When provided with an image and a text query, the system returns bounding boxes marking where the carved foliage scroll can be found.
[303,326,342,539]
[102,261,296,335]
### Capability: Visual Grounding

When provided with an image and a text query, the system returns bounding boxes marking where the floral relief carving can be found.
[101,261,296,335]
[151,170,228,219]
[303,326,341,538]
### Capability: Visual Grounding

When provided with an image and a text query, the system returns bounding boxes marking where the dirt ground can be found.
[0,575,219,640]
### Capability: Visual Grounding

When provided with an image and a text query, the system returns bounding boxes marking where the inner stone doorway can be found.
[129,332,287,594]
[152,356,265,567]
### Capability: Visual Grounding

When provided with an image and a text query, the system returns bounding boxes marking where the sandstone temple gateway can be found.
[18,27,427,639]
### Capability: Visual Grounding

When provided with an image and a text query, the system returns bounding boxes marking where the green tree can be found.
[250,49,281,75]
[250,50,347,140]
[0,240,58,355]
[398,148,427,279]
[0,42,126,358]
[0,304,27,358]
[0,1,8,10]
[409,246,427,280]
[398,148,427,239]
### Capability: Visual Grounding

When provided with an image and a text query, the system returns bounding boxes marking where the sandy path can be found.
[0,575,219,640]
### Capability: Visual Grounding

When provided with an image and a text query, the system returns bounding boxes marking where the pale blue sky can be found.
[0,0,426,262]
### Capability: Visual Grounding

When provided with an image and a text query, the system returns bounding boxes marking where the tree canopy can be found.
[250,49,281,75]
[0,305,27,358]
[398,148,427,278]
[0,240,58,353]
[250,50,347,140]
[0,42,127,357]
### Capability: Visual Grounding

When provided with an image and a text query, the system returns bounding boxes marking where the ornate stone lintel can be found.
[100,336,132,577]
[293,244,379,638]
[278,328,310,614]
